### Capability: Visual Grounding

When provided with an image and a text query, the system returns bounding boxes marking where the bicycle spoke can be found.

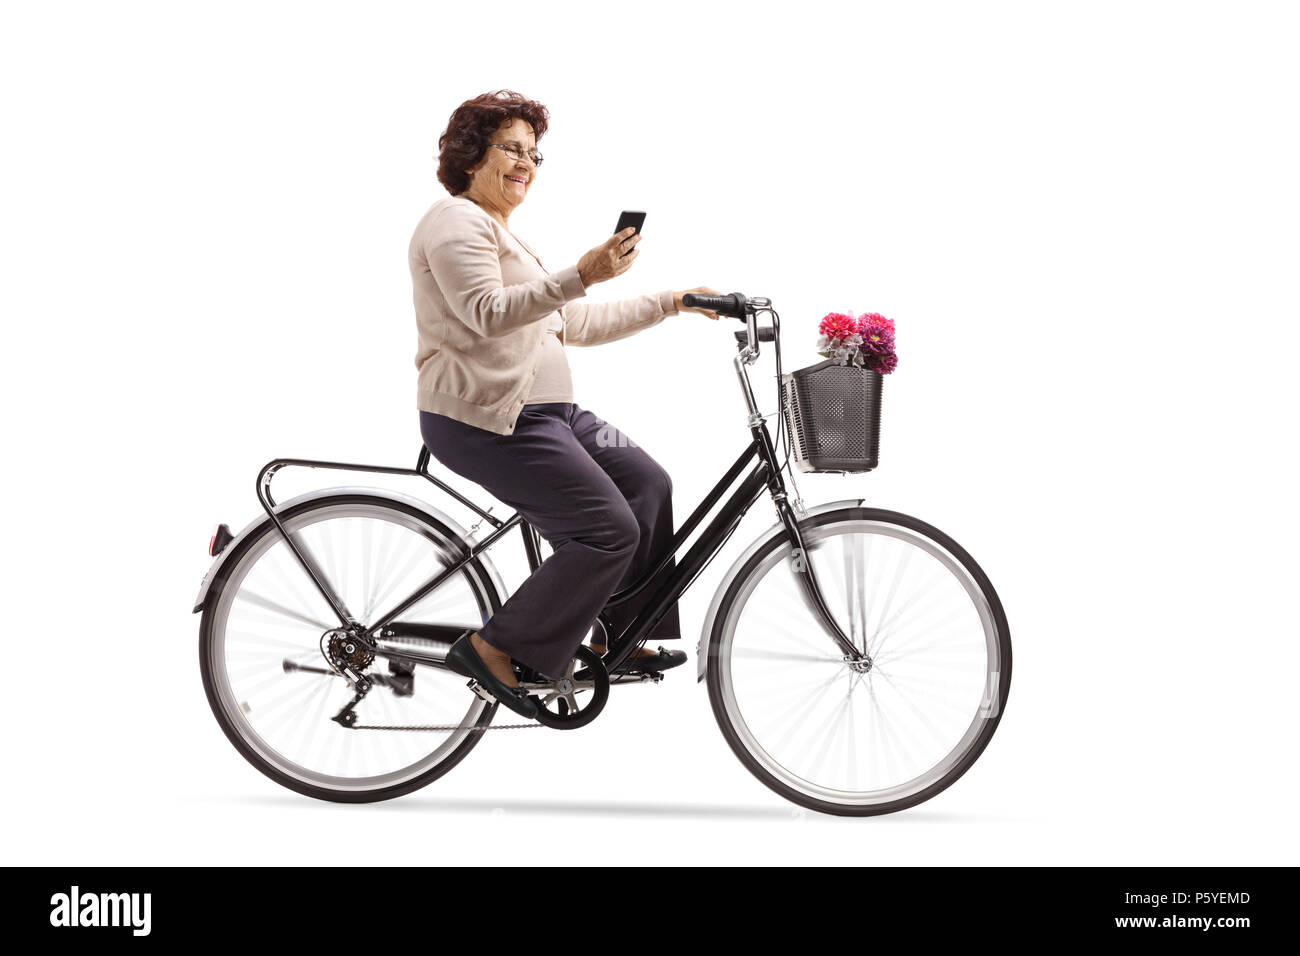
[871,667,965,760]
[756,666,847,756]
[728,665,837,717]
[840,535,860,651]
[804,689,853,782]
[877,649,988,680]
[866,567,953,659]
[337,718,353,779]
[233,588,332,632]
[244,673,329,729]
[369,525,420,615]
[336,518,352,619]
[865,677,907,785]
[314,519,341,599]
[845,688,860,791]
[367,536,443,621]
[873,665,981,714]
[402,581,474,620]
[224,629,317,654]
[866,546,911,654]
[728,646,842,665]
[873,627,984,665]
[370,688,406,769]
[289,679,335,765]
[840,532,872,653]
[225,655,309,683]
[361,518,377,621]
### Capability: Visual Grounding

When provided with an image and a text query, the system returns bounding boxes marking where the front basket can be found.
[781,359,883,473]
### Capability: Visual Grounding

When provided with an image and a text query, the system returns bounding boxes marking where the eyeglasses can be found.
[489,142,544,168]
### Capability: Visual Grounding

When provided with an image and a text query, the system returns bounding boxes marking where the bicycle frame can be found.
[252,334,865,679]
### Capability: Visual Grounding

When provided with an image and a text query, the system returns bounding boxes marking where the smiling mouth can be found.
[505,175,527,186]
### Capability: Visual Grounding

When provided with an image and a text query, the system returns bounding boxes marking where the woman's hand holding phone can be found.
[577,227,641,288]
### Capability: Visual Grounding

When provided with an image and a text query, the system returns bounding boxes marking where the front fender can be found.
[192,486,506,615]
[696,498,865,682]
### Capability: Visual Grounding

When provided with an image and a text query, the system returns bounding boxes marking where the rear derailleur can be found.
[320,626,383,729]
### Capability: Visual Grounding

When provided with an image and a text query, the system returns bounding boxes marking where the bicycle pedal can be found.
[466,679,497,704]
[610,670,664,685]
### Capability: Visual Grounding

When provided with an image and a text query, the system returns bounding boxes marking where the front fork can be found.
[768,465,869,666]
[747,388,868,666]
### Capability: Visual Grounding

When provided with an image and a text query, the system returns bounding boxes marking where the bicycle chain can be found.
[350,721,541,733]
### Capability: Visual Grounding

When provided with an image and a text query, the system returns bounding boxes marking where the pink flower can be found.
[866,351,898,374]
[858,312,895,336]
[818,312,860,341]
[859,325,895,358]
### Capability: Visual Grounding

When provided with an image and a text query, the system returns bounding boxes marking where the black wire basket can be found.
[781,359,883,473]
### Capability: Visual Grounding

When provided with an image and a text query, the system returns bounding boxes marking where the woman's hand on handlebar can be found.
[577,227,641,288]
[674,286,725,320]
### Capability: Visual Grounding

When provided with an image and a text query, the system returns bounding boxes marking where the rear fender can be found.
[192,486,506,615]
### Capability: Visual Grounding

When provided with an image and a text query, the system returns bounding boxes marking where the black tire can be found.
[199,493,504,803]
[705,506,1012,816]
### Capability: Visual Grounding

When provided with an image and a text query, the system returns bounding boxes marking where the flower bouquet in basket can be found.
[782,311,898,473]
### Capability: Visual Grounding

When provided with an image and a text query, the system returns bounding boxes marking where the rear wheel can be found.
[199,494,505,802]
[706,507,1011,816]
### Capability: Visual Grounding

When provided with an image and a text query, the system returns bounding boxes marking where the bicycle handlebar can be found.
[682,292,757,318]
[684,291,776,348]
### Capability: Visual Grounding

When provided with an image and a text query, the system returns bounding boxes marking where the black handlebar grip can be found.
[734,327,776,344]
[682,292,749,319]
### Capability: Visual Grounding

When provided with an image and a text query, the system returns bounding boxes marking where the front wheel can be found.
[705,507,1011,816]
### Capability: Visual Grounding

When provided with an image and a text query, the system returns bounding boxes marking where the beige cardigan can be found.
[410,195,678,435]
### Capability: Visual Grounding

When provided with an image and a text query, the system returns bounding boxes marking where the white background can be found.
[2,0,1296,866]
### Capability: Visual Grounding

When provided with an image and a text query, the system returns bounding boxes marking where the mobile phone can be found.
[614,210,646,258]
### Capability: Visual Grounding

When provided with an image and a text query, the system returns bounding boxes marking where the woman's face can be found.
[464,117,537,217]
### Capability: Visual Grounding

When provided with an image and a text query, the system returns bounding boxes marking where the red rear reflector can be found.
[209,523,234,557]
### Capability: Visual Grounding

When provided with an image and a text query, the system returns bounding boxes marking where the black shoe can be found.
[590,644,688,674]
[444,633,540,719]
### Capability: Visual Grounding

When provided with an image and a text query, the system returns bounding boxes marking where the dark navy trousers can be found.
[419,402,682,679]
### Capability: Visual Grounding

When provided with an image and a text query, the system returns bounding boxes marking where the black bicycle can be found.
[193,292,1011,816]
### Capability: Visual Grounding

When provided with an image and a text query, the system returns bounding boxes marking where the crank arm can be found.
[516,679,597,693]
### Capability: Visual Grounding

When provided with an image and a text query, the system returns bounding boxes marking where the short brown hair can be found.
[437,89,550,196]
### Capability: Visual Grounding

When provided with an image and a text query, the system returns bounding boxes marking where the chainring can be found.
[523,645,609,730]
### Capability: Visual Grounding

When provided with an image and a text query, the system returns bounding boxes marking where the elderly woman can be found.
[410,89,721,718]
